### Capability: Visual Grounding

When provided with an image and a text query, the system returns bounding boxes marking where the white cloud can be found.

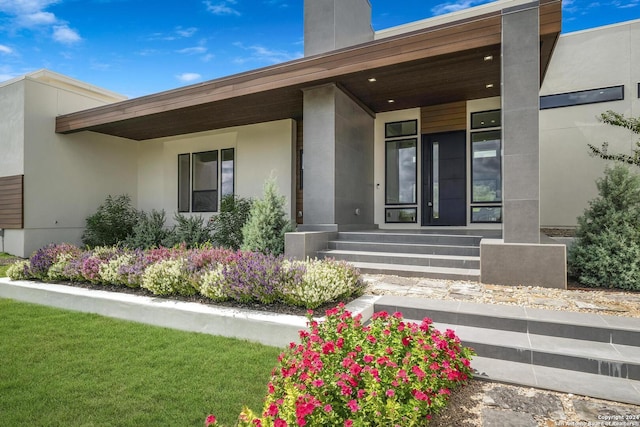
[202,53,215,62]
[53,25,81,44]
[204,0,241,16]
[232,43,302,65]
[0,0,60,15]
[176,27,198,38]
[16,11,56,27]
[0,0,83,45]
[176,72,202,83]
[176,46,207,55]
[430,0,490,15]
[0,44,13,54]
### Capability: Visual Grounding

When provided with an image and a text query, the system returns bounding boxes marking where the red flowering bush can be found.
[206,303,475,426]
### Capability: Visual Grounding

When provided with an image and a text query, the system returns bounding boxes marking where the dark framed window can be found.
[385,138,417,205]
[471,206,502,223]
[221,148,235,197]
[471,131,502,204]
[540,85,624,110]
[178,148,234,213]
[471,109,501,129]
[385,120,417,138]
[178,154,190,212]
[385,208,417,223]
[192,151,218,212]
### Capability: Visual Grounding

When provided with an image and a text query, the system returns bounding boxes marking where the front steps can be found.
[318,231,483,281]
[375,295,640,405]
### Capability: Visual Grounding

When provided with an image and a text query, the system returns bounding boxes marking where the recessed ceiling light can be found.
[388,99,395,103]
[368,77,377,82]
[484,55,493,61]
[486,83,494,89]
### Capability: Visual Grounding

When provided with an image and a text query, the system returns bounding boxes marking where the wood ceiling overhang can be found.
[56,0,561,141]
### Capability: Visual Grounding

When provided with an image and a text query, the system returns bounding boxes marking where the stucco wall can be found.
[540,20,640,227]
[19,78,138,257]
[137,119,295,224]
[0,79,25,178]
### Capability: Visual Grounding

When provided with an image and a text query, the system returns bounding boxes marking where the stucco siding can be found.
[0,80,25,178]
[137,119,295,224]
[20,79,138,256]
[540,21,640,227]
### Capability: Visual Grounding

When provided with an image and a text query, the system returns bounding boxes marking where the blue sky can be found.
[1,0,638,98]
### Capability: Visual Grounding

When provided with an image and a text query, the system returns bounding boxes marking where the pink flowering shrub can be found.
[206,303,475,426]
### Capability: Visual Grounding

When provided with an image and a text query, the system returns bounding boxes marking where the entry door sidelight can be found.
[422,131,466,226]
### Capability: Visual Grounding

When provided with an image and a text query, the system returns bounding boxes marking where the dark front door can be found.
[422,131,466,225]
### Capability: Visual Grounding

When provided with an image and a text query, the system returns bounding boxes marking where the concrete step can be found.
[374,295,640,404]
[319,249,480,269]
[472,357,640,406]
[431,321,640,380]
[327,240,480,256]
[337,231,482,246]
[349,261,480,281]
[374,296,640,345]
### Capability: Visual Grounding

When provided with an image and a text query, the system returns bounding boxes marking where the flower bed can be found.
[206,303,475,426]
[6,243,364,309]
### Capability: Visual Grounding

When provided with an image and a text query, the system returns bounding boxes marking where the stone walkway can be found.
[363,274,640,318]
[363,274,640,426]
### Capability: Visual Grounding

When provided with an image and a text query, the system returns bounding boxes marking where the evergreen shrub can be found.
[210,195,253,250]
[569,165,640,290]
[241,178,294,256]
[82,195,139,247]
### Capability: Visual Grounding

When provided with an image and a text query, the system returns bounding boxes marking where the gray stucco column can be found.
[501,1,541,244]
[301,84,374,231]
[304,0,373,56]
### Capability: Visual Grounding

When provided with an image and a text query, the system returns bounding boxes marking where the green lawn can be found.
[0,299,282,426]
[0,252,16,277]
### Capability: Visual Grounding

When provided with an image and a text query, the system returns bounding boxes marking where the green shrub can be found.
[569,165,640,290]
[241,178,294,255]
[210,195,253,250]
[125,210,171,250]
[82,195,139,247]
[206,304,475,426]
[163,213,213,248]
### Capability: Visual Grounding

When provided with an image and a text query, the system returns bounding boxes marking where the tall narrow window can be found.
[385,138,417,205]
[471,131,501,203]
[221,148,235,197]
[470,110,502,223]
[178,154,190,212]
[192,151,218,212]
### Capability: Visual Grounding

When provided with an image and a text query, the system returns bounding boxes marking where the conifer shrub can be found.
[241,178,294,256]
[82,195,139,247]
[569,165,640,290]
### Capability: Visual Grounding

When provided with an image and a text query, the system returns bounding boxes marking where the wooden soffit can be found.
[56,0,561,141]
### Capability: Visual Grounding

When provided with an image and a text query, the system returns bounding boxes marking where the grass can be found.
[0,299,282,426]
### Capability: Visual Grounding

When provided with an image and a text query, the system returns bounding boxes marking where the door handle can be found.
[427,201,433,207]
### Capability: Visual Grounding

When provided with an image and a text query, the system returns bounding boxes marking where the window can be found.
[178,148,234,213]
[540,85,624,110]
[471,110,501,130]
[384,119,418,223]
[178,154,190,212]
[470,111,501,223]
[385,138,417,205]
[385,120,417,138]
[385,208,417,223]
